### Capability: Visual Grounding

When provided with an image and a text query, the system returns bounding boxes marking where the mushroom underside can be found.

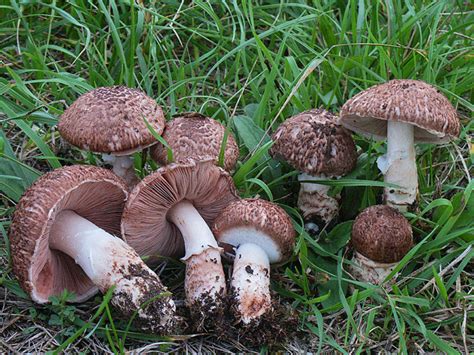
[29,181,125,303]
[340,114,453,143]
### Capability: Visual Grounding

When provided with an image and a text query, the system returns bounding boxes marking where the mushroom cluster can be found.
[8,79,460,341]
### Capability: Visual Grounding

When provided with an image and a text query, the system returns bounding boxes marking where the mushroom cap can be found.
[270,109,357,177]
[212,198,296,263]
[340,79,460,143]
[58,86,166,155]
[150,112,239,171]
[121,159,239,259]
[9,165,128,303]
[351,205,413,263]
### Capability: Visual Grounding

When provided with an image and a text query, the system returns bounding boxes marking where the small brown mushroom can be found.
[270,109,357,228]
[121,159,239,320]
[58,86,166,187]
[212,198,296,325]
[9,165,177,333]
[350,205,413,284]
[340,79,460,211]
[150,112,239,172]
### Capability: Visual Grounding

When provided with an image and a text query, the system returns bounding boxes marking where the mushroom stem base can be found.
[49,210,176,332]
[231,243,271,324]
[185,248,226,310]
[298,173,339,224]
[350,252,397,285]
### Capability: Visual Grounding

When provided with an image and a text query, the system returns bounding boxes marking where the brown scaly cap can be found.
[121,159,239,259]
[150,112,240,171]
[340,79,460,143]
[212,198,296,262]
[9,165,128,303]
[270,109,357,177]
[58,86,165,155]
[351,205,413,263]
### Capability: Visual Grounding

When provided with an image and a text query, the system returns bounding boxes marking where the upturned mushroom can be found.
[9,165,177,333]
[350,205,413,284]
[212,198,296,325]
[121,159,238,322]
[150,112,239,172]
[270,109,357,227]
[58,86,166,187]
[340,79,460,211]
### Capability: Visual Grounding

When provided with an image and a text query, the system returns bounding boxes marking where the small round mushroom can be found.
[270,109,357,227]
[58,86,166,187]
[350,205,413,284]
[9,165,177,333]
[121,159,239,321]
[150,112,239,172]
[340,79,460,211]
[212,198,296,325]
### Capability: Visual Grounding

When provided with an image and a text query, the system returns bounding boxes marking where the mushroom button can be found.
[270,109,357,228]
[150,112,239,172]
[212,198,296,325]
[340,79,460,211]
[121,159,238,320]
[350,205,413,284]
[58,86,166,187]
[9,165,177,333]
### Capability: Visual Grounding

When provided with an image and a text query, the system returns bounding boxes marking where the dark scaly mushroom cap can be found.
[9,165,128,303]
[340,79,460,143]
[212,198,296,263]
[351,205,413,263]
[270,109,357,177]
[150,112,239,171]
[121,159,239,259]
[58,86,165,155]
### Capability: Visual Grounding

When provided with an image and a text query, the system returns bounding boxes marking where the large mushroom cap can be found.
[270,109,357,177]
[212,198,296,263]
[351,205,413,263]
[340,79,460,143]
[9,165,128,303]
[58,86,166,155]
[121,159,239,259]
[150,112,239,171]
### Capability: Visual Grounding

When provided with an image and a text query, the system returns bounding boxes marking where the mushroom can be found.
[9,165,177,333]
[270,109,357,228]
[121,159,238,321]
[212,198,296,325]
[58,86,166,187]
[350,205,413,284]
[150,112,239,172]
[340,79,460,211]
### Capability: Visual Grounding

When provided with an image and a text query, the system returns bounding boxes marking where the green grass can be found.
[0,0,473,353]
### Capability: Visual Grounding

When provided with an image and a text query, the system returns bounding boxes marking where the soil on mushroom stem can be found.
[177,286,301,348]
[111,262,182,334]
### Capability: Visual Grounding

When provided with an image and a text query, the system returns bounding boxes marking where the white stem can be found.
[103,154,139,187]
[167,201,226,309]
[377,121,417,211]
[350,252,397,285]
[168,201,220,260]
[298,173,339,224]
[231,243,271,324]
[298,173,331,195]
[49,210,176,331]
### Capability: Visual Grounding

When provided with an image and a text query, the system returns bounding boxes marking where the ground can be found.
[0,1,473,353]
